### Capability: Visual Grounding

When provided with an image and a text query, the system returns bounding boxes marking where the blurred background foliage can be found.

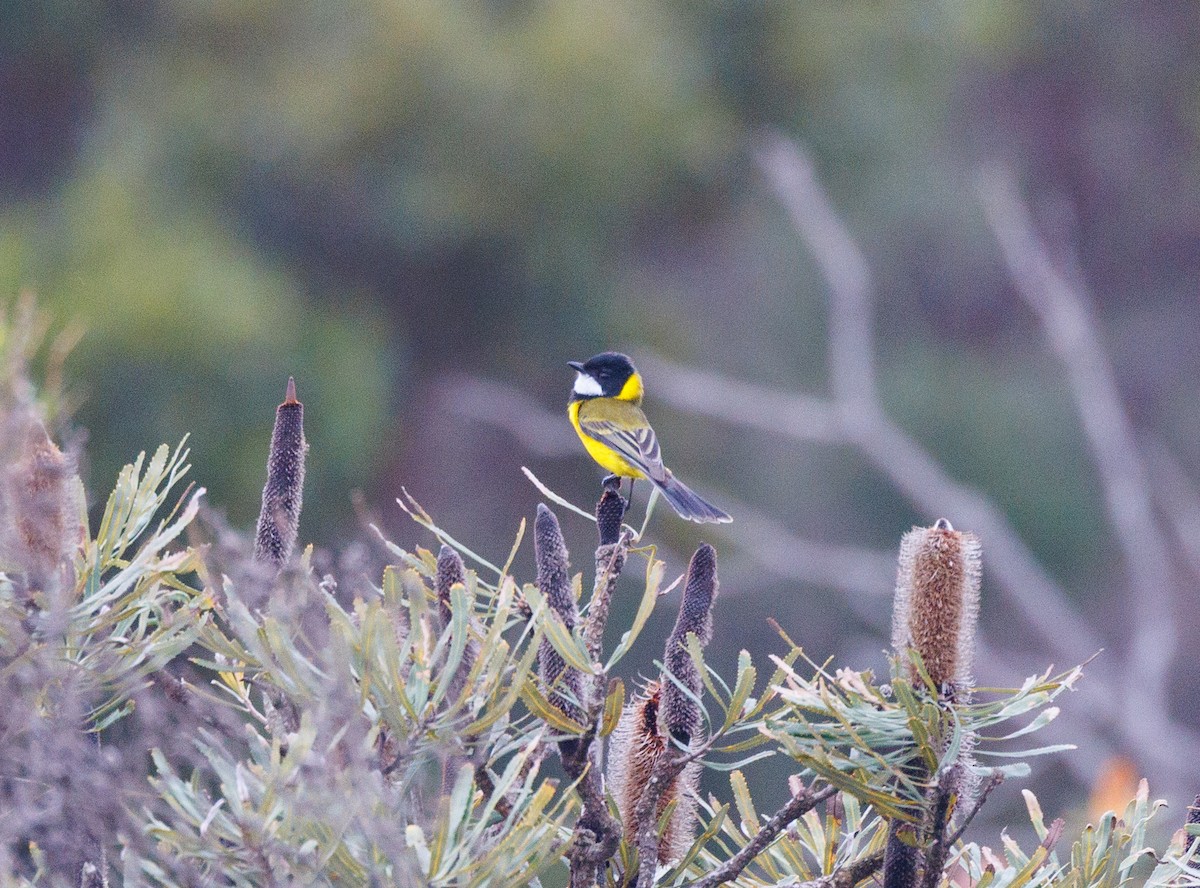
[4,0,1200,822]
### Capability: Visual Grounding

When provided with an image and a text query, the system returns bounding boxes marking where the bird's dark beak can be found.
[567,361,585,373]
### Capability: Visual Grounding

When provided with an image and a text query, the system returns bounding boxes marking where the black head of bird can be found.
[567,352,641,402]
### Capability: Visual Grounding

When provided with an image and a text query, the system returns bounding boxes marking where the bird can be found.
[566,352,732,524]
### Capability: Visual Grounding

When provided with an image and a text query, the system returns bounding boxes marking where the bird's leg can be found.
[626,479,636,517]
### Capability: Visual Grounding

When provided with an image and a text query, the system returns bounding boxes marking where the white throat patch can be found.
[573,373,604,397]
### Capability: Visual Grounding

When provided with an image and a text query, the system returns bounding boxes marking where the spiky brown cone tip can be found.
[534,504,584,724]
[892,520,981,694]
[596,488,625,547]
[663,543,718,747]
[606,681,700,864]
[253,377,307,567]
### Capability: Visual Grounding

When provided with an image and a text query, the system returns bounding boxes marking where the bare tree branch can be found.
[1140,436,1200,585]
[691,782,838,888]
[719,496,896,598]
[977,166,1178,742]
[641,133,1200,793]
[638,353,1104,666]
[646,358,843,444]
[441,374,580,457]
[756,133,877,407]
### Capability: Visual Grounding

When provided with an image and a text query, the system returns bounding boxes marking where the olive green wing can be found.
[576,398,667,482]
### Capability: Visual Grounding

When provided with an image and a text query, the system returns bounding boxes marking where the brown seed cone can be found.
[891,519,981,696]
[5,422,84,603]
[253,377,307,567]
[606,681,700,864]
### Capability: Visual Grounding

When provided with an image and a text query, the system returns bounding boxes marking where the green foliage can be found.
[72,440,207,728]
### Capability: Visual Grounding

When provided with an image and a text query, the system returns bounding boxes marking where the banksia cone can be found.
[606,681,700,864]
[436,544,479,701]
[435,544,467,628]
[608,544,717,864]
[596,487,625,547]
[891,519,981,697]
[534,504,584,724]
[4,421,85,603]
[885,520,981,888]
[663,543,717,747]
[254,377,307,567]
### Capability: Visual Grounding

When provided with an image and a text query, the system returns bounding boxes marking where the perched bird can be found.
[566,352,732,524]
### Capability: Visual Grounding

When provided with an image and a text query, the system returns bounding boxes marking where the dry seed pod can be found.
[891,518,981,697]
[534,504,584,725]
[606,681,700,864]
[5,421,85,602]
[254,377,307,567]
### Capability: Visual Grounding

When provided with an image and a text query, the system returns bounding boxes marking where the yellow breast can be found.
[568,400,645,479]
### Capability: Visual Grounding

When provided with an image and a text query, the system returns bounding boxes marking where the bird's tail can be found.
[655,473,732,524]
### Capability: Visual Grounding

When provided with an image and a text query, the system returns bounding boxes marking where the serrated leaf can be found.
[722,650,757,732]
[730,770,759,836]
[601,678,625,738]
[521,681,589,735]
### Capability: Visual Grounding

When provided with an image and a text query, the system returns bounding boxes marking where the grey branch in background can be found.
[977,167,1179,737]
[642,133,1199,798]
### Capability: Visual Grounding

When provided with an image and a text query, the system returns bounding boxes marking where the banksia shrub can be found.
[1,303,1193,888]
